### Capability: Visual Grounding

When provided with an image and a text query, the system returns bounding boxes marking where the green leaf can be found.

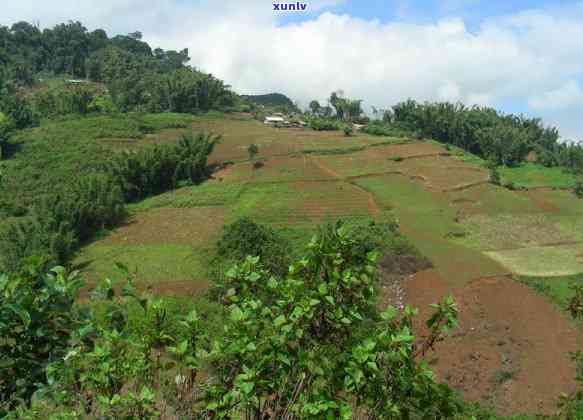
[381,306,398,321]
[239,381,254,395]
[230,306,244,322]
[7,305,31,327]
[273,315,286,327]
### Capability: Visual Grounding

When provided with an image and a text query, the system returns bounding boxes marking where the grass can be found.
[128,181,245,211]
[485,243,583,276]
[427,139,487,166]
[354,174,507,286]
[74,243,210,285]
[456,213,576,250]
[445,183,540,215]
[500,163,577,189]
[517,274,580,311]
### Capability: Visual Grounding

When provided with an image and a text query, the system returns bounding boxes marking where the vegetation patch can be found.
[485,244,583,276]
[97,207,226,246]
[128,181,245,211]
[457,213,577,250]
[355,174,508,285]
[518,274,582,314]
[500,163,577,189]
[74,243,210,284]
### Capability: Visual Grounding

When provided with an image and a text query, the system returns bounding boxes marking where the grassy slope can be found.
[4,112,573,289]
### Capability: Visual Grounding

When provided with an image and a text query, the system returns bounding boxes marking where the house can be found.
[264,116,285,125]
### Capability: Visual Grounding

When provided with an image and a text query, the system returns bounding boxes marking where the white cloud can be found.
[2,1,583,138]
[529,80,583,110]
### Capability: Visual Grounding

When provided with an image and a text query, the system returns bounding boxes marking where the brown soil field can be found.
[100,207,226,246]
[400,270,582,416]
[255,180,379,226]
[363,142,447,159]
[399,156,489,192]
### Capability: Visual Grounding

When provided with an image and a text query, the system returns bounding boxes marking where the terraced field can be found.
[74,113,583,414]
[76,113,583,285]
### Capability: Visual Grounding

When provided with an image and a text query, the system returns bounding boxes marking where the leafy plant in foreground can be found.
[203,221,461,419]
[0,265,83,411]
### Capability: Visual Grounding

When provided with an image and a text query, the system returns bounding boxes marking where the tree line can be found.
[305,92,583,173]
[0,20,238,157]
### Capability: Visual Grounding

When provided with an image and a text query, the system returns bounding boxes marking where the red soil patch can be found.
[404,270,581,416]
[100,207,226,246]
[363,142,447,160]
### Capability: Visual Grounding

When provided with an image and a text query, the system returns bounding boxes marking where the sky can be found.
[2,0,583,139]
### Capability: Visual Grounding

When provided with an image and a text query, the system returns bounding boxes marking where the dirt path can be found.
[401,270,582,416]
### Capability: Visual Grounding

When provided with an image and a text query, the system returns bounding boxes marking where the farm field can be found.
[73,113,583,415]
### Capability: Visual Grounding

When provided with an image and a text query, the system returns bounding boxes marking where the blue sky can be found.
[3,0,583,139]
[280,1,576,28]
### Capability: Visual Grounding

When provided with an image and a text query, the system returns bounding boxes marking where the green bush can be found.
[309,117,342,131]
[489,164,501,186]
[575,178,583,199]
[211,218,292,288]
[361,121,411,138]
[0,266,83,411]
[568,282,583,320]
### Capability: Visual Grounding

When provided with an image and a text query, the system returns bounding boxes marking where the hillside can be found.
[2,18,583,420]
[68,113,583,415]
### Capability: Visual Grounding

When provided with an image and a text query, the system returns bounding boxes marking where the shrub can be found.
[343,125,353,137]
[575,178,583,199]
[309,117,342,131]
[487,161,501,186]
[362,121,411,138]
[0,266,83,410]
[568,282,583,320]
[211,218,292,290]
[4,224,465,418]
[203,221,461,418]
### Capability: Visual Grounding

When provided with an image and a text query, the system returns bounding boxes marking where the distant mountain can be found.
[242,93,294,108]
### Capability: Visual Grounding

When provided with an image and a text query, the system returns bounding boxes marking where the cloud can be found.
[529,81,583,111]
[2,1,583,138]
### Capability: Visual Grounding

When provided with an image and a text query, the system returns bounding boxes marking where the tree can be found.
[247,143,260,169]
[575,177,583,199]
[309,100,321,116]
[0,266,83,409]
[0,111,14,159]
